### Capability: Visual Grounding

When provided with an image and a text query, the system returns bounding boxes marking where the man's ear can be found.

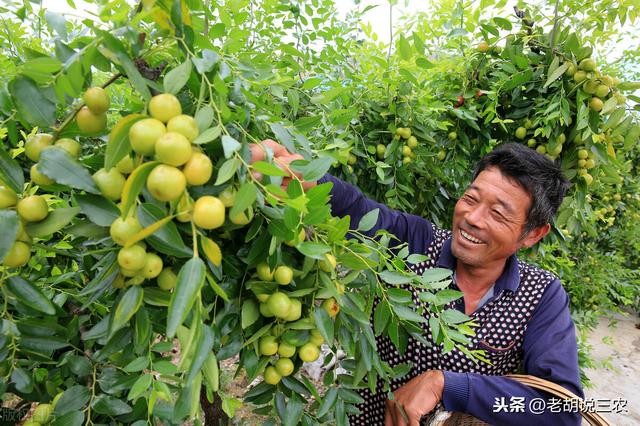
[521,223,551,248]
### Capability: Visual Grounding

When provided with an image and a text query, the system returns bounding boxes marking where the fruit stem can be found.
[191,221,199,258]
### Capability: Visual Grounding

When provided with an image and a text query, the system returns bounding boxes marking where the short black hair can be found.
[472,143,571,234]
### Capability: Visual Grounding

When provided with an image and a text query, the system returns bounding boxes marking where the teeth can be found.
[461,229,482,244]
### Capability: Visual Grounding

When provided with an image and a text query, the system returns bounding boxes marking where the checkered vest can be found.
[348,226,557,425]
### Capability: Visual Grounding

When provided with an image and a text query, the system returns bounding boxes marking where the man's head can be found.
[451,143,571,268]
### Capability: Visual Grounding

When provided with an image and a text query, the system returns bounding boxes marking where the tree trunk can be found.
[200,385,229,426]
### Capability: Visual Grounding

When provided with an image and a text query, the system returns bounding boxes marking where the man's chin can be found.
[451,243,483,267]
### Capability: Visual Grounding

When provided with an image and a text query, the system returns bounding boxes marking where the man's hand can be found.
[385,370,445,426]
[248,139,316,190]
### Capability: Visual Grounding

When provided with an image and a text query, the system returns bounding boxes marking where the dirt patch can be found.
[583,310,640,425]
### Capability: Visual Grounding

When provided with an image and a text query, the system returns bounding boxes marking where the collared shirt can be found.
[318,173,583,425]
[451,271,495,313]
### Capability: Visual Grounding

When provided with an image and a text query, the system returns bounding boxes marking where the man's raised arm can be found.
[250,140,433,253]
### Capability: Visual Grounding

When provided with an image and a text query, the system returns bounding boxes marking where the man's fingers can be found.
[260,139,289,157]
[249,144,266,164]
[249,140,291,165]
[384,400,395,426]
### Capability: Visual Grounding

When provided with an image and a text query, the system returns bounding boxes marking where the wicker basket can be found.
[426,375,611,426]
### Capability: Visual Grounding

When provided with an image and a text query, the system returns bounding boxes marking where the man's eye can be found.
[492,209,505,220]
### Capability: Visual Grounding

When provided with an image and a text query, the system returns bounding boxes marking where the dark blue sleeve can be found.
[318,174,433,254]
[441,279,583,425]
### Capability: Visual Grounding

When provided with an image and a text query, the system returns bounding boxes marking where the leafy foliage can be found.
[0,0,638,424]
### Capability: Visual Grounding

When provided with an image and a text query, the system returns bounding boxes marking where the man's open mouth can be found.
[460,228,484,244]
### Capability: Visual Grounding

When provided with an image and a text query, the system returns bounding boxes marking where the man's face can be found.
[451,167,534,268]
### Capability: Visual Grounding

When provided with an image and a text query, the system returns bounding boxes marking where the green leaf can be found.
[195,105,214,132]
[104,114,145,169]
[544,62,569,88]
[313,308,334,343]
[6,276,56,315]
[481,23,499,36]
[415,57,434,69]
[206,274,229,301]
[380,270,412,285]
[54,385,90,416]
[251,161,289,177]
[0,210,19,262]
[601,97,618,115]
[412,32,426,55]
[11,368,33,393]
[124,215,173,248]
[26,207,80,237]
[338,388,364,404]
[617,81,640,91]
[67,356,92,377]
[296,242,330,259]
[44,10,68,38]
[373,301,391,335]
[91,395,132,416]
[21,57,62,83]
[294,115,322,131]
[164,60,192,94]
[492,17,512,30]
[75,194,119,227]
[289,157,333,181]
[51,411,84,426]
[20,336,69,353]
[202,352,219,392]
[407,254,428,264]
[420,268,452,282]
[283,393,305,426]
[0,144,24,193]
[214,157,239,185]
[128,374,152,400]
[38,148,99,193]
[317,387,338,418]
[358,208,379,231]
[433,289,464,306]
[221,135,241,158]
[441,309,470,325]
[9,75,56,127]
[167,257,206,338]
[191,49,219,73]
[301,77,323,90]
[185,326,215,383]
[120,162,159,219]
[388,288,413,303]
[143,287,171,307]
[193,126,221,145]
[397,35,412,61]
[137,203,192,257]
[393,305,426,323]
[111,286,144,336]
[241,299,260,329]
[229,182,257,218]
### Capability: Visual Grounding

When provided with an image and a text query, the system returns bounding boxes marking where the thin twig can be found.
[549,0,560,49]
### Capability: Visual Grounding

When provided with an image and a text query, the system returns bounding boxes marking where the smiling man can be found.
[251,141,582,425]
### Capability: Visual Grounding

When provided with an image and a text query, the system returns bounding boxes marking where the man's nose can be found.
[464,205,486,229]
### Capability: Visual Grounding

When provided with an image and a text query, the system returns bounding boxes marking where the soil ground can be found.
[582,310,640,426]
